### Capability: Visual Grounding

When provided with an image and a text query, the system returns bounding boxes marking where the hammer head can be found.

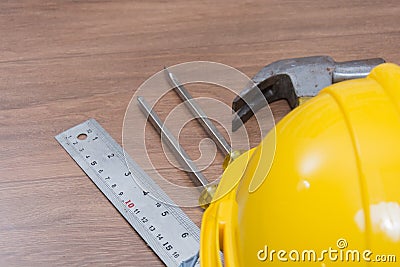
[232,56,385,131]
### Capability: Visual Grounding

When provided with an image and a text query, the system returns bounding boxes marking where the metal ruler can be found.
[55,119,200,267]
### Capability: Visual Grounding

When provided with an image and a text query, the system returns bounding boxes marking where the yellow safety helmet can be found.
[200,63,400,266]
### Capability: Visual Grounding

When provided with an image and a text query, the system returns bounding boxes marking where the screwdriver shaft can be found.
[165,67,232,156]
[137,96,209,188]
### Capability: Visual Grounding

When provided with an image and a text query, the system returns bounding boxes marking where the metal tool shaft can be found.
[165,67,232,156]
[137,96,209,188]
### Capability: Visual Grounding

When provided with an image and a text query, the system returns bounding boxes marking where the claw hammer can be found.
[232,56,385,131]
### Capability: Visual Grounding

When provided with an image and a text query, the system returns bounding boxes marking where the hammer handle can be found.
[333,58,385,83]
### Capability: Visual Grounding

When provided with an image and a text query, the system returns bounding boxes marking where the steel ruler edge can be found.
[55,119,200,267]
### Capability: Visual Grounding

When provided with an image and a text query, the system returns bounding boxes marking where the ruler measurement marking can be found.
[56,119,200,266]
[62,124,189,264]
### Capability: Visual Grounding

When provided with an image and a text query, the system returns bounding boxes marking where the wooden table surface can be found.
[1,1,400,266]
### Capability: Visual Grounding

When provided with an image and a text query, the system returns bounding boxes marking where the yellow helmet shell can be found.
[200,63,400,266]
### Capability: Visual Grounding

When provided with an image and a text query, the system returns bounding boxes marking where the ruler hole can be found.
[77,133,88,140]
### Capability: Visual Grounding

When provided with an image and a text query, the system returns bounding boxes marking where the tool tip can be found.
[164,67,179,87]
[163,66,172,76]
[137,96,148,107]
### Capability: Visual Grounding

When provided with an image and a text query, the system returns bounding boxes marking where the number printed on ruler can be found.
[56,119,200,266]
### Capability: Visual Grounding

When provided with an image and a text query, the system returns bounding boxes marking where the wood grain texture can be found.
[1,1,400,266]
